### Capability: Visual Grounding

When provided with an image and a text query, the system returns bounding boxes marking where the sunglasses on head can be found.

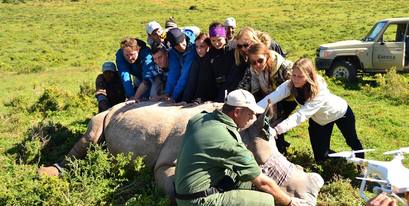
[250,57,265,65]
[237,43,250,49]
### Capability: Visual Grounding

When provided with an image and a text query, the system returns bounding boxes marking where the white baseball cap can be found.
[101,61,116,72]
[224,17,236,28]
[146,21,162,35]
[225,89,264,114]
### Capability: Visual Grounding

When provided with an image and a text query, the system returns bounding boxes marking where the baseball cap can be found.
[102,61,116,72]
[167,28,185,47]
[165,17,178,29]
[146,21,162,35]
[225,89,264,114]
[224,17,236,28]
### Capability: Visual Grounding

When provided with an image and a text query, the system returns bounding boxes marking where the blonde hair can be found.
[248,43,278,75]
[256,31,271,49]
[234,27,261,65]
[120,37,140,51]
[290,58,320,101]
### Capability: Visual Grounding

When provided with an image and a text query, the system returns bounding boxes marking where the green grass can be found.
[1,0,409,205]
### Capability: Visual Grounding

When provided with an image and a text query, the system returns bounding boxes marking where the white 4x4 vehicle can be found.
[316,17,409,81]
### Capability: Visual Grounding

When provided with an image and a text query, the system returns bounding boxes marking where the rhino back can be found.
[105,101,221,167]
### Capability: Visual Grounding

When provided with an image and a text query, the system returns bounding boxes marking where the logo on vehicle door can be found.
[378,55,395,60]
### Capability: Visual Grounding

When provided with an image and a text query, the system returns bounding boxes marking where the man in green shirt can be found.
[175,89,302,206]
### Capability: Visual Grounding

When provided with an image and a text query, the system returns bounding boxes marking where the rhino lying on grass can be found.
[38,101,323,205]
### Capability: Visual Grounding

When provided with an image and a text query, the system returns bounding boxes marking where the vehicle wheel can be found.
[328,61,357,81]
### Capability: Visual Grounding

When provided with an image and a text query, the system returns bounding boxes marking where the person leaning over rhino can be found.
[95,61,126,113]
[174,89,306,206]
[116,36,157,102]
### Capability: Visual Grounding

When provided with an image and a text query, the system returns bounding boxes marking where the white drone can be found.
[329,147,409,205]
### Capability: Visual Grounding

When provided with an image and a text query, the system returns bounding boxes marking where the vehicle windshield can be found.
[363,21,386,41]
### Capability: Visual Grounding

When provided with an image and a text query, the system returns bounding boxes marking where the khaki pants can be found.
[176,182,275,206]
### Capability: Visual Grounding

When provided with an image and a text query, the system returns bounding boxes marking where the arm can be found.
[181,56,200,102]
[164,49,181,96]
[257,80,292,108]
[137,47,157,99]
[172,46,195,101]
[132,80,150,101]
[252,173,292,206]
[95,74,110,111]
[275,91,325,134]
[116,49,135,98]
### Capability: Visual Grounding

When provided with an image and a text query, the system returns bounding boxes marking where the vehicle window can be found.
[365,22,386,41]
[382,23,406,42]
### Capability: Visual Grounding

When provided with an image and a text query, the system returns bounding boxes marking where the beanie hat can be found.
[167,28,185,47]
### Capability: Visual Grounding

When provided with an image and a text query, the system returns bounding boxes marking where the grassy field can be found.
[1,0,409,205]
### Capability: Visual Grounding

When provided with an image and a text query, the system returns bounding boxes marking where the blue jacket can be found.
[115,39,156,98]
[164,33,196,101]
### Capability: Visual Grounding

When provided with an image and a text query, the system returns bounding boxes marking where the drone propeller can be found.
[328,149,375,158]
[383,147,409,155]
[356,177,388,184]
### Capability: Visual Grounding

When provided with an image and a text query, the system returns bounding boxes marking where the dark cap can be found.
[167,28,185,47]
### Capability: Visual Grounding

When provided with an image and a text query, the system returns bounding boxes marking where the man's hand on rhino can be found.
[366,193,396,206]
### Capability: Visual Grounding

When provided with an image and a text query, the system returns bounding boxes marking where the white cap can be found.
[225,89,264,114]
[146,21,162,35]
[102,61,116,72]
[224,17,236,28]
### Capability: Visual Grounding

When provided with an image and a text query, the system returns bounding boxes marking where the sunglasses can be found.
[250,57,265,65]
[237,43,250,49]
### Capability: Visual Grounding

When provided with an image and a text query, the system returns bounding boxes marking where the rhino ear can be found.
[255,100,274,141]
[265,99,274,119]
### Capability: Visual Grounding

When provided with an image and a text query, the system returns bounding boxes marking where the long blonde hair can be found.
[234,27,260,65]
[290,58,320,101]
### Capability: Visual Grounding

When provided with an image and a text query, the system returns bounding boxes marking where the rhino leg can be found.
[154,165,176,197]
[66,111,108,160]
[282,171,323,206]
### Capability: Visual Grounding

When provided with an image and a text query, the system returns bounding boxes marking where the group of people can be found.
[88,17,376,205]
[95,17,296,153]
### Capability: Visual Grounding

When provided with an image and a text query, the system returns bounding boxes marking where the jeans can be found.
[308,106,364,161]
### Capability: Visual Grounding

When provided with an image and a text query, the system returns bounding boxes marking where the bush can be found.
[30,87,71,116]
[363,69,409,105]
[318,176,364,205]
[2,145,167,205]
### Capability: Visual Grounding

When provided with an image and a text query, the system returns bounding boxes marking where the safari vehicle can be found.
[315,17,409,81]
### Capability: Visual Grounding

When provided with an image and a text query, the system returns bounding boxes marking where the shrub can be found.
[30,87,71,116]
[363,69,409,105]
[318,176,364,205]
[2,144,167,205]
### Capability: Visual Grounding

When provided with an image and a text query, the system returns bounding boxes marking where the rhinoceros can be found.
[38,101,323,205]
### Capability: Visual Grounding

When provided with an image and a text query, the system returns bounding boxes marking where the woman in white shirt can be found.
[258,58,364,161]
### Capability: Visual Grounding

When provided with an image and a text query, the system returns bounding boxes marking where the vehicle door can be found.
[372,22,406,72]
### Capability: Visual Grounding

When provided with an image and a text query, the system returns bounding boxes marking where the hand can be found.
[289,197,308,206]
[131,96,141,103]
[366,193,397,206]
[151,95,172,102]
[269,127,278,139]
[98,100,110,112]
